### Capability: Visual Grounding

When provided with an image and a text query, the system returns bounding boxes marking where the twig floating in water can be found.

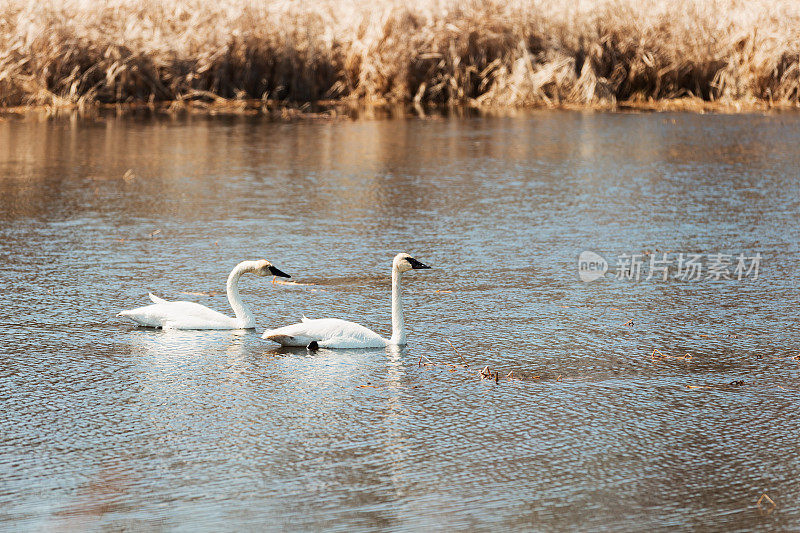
[651,349,693,362]
[757,493,776,514]
[687,380,745,390]
[445,339,469,367]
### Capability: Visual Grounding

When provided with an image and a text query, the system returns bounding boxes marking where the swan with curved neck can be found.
[262,253,430,348]
[117,260,290,330]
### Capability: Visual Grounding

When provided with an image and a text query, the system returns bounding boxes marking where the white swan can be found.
[117,260,290,330]
[262,253,430,348]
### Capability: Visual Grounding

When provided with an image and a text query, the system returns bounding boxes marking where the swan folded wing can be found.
[119,301,236,329]
[263,318,387,348]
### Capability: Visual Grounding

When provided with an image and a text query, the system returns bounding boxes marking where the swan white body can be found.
[117,260,290,330]
[265,316,390,348]
[262,253,430,348]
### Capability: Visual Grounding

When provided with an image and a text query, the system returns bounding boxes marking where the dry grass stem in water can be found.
[686,380,745,390]
[445,339,469,366]
[3,0,800,111]
[651,349,693,362]
[756,493,776,514]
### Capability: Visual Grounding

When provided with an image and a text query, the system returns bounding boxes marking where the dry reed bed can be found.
[2,0,800,110]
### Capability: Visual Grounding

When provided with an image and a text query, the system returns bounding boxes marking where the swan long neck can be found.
[389,266,406,345]
[227,262,256,328]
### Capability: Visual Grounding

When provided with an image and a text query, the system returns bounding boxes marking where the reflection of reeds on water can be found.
[2,0,800,111]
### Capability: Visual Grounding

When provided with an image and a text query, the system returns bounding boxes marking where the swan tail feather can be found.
[301,314,310,322]
[148,292,169,304]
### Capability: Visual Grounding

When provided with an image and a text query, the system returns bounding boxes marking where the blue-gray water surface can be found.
[1,111,799,531]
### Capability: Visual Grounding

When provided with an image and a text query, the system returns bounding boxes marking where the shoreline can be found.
[2,97,798,121]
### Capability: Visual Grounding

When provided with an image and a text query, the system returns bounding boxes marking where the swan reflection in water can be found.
[119,325,428,525]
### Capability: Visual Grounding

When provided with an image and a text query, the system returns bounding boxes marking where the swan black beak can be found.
[269,265,291,278]
[408,257,431,270]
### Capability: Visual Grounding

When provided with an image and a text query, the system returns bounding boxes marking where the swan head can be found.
[253,260,291,278]
[393,253,431,273]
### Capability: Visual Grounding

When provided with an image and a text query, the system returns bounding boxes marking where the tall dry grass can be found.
[2,0,800,110]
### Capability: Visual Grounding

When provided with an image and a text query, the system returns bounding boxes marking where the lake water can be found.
[1,111,799,531]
